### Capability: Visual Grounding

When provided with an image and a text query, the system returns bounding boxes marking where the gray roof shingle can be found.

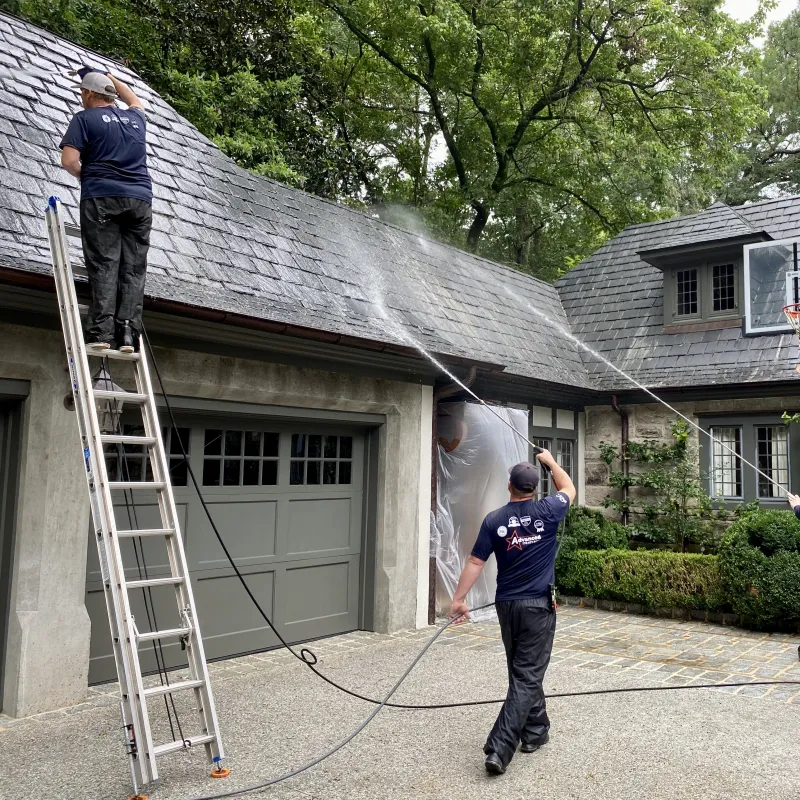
[0,13,593,391]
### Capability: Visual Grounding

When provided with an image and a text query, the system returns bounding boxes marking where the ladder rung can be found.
[137,626,190,643]
[100,434,156,446]
[93,389,148,404]
[109,481,166,490]
[143,679,205,698]
[87,349,140,362]
[117,527,175,538]
[152,733,216,757]
[126,576,184,590]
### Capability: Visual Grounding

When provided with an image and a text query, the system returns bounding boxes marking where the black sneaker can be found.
[119,321,136,354]
[520,732,549,753]
[484,753,505,775]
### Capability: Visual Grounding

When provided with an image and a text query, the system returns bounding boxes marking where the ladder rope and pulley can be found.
[44,196,227,795]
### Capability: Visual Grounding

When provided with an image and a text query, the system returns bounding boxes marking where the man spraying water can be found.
[60,66,152,354]
[450,448,576,775]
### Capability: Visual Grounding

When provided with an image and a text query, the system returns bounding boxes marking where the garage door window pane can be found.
[204,429,222,456]
[324,436,338,458]
[203,459,221,486]
[225,430,242,456]
[243,459,260,486]
[308,435,322,459]
[290,460,305,485]
[339,437,353,459]
[323,461,337,484]
[307,460,321,484]
[292,434,306,458]
[338,462,352,485]
[244,431,261,457]
[262,460,278,485]
[166,427,190,487]
[263,433,279,457]
[223,460,241,486]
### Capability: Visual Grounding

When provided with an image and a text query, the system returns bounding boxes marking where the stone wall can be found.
[584,396,800,513]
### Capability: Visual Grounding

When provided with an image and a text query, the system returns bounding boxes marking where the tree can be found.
[725,9,800,204]
[318,0,765,258]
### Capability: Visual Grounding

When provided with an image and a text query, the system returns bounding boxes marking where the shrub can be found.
[560,505,630,551]
[718,509,800,627]
[557,549,724,611]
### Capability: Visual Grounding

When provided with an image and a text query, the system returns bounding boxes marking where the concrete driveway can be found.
[1,607,799,800]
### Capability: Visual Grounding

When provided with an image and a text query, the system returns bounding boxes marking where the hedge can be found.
[556,548,725,611]
[718,509,800,627]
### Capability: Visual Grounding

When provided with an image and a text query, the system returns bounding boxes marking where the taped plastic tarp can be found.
[433,402,529,620]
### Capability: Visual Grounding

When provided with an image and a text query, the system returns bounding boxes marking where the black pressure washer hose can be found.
[142,330,800,798]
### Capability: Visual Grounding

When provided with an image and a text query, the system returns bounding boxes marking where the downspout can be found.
[429,366,478,624]
[611,395,629,526]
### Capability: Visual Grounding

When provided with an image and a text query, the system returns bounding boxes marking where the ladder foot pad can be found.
[211,767,231,779]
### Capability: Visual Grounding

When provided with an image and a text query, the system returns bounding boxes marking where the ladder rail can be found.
[136,344,225,763]
[45,199,157,789]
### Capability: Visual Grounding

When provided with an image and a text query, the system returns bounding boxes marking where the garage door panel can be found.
[193,569,278,660]
[87,503,188,584]
[286,497,359,556]
[280,556,359,640]
[86,584,188,683]
[189,499,277,571]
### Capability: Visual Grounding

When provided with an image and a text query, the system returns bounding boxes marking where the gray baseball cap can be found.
[508,461,540,492]
[79,71,117,97]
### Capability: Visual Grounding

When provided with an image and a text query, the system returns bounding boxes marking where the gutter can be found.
[428,366,478,624]
[611,394,629,525]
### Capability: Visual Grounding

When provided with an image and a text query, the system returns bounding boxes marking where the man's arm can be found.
[536,448,576,504]
[61,146,81,179]
[787,492,800,519]
[106,73,144,110]
[450,555,487,620]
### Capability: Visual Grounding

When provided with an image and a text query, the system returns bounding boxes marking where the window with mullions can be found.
[709,427,742,498]
[757,426,789,498]
[712,264,736,312]
[202,429,279,487]
[676,269,698,316]
[104,425,190,486]
[289,434,353,485]
[532,437,551,499]
[557,440,573,477]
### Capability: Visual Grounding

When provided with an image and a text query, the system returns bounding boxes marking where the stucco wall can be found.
[584,396,800,512]
[0,321,431,716]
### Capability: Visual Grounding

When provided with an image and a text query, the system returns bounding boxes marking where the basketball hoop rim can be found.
[782,303,800,334]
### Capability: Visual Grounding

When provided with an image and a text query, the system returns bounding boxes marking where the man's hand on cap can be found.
[75,66,105,79]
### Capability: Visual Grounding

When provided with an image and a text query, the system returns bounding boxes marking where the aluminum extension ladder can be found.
[44,196,225,795]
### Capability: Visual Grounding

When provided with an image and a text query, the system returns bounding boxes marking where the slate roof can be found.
[558,197,800,390]
[0,12,593,392]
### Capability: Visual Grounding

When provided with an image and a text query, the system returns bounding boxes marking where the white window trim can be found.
[743,237,799,334]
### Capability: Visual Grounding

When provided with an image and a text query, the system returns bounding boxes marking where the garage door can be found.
[86,417,365,683]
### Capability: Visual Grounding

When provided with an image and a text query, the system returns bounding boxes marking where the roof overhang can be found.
[637,232,772,269]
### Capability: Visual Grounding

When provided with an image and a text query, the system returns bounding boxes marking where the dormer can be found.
[637,202,772,333]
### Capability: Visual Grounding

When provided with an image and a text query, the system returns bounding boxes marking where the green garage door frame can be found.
[0,379,28,711]
[86,401,383,684]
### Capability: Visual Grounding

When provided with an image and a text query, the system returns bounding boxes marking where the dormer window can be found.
[664,261,742,329]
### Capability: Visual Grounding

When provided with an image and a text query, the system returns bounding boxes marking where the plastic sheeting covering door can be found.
[433,402,529,619]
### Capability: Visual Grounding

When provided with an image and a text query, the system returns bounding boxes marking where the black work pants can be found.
[485,598,556,767]
[80,197,152,344]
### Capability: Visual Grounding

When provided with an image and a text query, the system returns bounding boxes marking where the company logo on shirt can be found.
[506,531,542,551]
[101,114,111,123]
[534,519,545,533]
[557,493,567,504]
[508,516,520,527]
[497,525,507,537]
[521,516,531,526]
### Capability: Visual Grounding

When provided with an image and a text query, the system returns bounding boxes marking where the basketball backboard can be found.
[744,238,800,334]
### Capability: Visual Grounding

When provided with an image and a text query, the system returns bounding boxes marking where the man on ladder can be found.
[60,66,151,354]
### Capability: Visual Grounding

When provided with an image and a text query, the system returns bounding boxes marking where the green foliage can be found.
[557,549,725,611]
[718,509,800,627]
[601,419,722,552]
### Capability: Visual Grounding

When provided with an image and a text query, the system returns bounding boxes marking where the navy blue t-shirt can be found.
[471,492,571,601]
[60,106,152,202]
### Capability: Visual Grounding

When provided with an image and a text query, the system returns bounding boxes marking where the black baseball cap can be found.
[508,461,539,492]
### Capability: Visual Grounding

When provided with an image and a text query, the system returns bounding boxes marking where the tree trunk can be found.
[466,203,490,251]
